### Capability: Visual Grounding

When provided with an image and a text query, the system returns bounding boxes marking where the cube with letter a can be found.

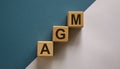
[53,26,68,42]
[68,11,84,28]
[37,41,53,57]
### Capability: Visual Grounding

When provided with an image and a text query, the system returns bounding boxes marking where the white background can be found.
[26,0,120,69]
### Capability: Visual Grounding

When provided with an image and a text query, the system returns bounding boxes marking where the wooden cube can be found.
[68,11,84,28]
[37,41,53,57]
[53,26,68,42]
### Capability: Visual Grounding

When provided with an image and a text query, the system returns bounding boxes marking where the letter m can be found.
[72,14,81,25]
[68,11,84,28]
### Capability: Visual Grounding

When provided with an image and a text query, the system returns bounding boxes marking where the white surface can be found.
[26,0,120,69]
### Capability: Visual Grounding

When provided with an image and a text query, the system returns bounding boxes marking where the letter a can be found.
[40,44,50,54]
[37,41,53,56]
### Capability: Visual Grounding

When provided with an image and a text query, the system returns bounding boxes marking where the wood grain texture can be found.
[37,41,53,56]
[52,26,68,42]
[68,11,84,28]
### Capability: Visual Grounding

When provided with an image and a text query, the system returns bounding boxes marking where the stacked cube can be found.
[37,11,84,56]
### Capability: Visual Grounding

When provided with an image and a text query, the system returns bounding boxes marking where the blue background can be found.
[0,0,95,69]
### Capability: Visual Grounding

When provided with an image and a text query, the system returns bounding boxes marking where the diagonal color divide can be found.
[0,0,95,69]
